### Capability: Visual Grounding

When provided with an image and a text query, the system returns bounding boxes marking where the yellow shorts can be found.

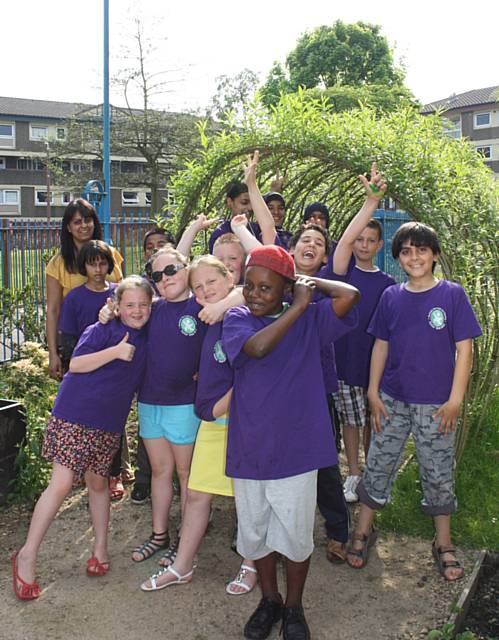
[188,416,234,497]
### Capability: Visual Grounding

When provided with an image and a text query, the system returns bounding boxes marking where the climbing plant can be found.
[169,91,498,459]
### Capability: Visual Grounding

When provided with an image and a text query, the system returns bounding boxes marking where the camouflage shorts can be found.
[357,391,457,516]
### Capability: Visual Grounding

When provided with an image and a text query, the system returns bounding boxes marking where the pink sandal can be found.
[11,551,41,601]
[86,555,110,577]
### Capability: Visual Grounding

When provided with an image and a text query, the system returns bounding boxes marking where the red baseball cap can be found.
[246,245,296,281]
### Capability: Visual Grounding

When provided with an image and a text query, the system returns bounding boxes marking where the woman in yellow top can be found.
[45,198,124,380]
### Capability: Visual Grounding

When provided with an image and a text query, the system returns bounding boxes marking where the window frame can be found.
[0,189,20,205]
[29,124,49,141]
[0,122,15,148]
[122,190,139,205]
[476,145,492,159]
[474,112,491,129]
[34,189,54,206]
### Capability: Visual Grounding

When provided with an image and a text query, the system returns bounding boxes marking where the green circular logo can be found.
[213,340,227,363]
[428,307,446,330]
[179,315,197,336]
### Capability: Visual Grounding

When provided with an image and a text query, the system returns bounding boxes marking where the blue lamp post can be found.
[101,0,111,243]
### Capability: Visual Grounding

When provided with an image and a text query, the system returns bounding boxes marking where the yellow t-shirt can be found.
[45,247,124,298]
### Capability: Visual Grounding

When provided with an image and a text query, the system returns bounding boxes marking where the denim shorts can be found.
[138,402,200,445]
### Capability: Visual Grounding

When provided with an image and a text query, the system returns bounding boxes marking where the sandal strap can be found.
[134,533,169,559]
[239,564,257,574]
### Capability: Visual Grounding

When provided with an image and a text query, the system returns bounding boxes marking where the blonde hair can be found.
[213,233,244,251]
[146,246,188,275]
[114,275,154,304]
[188,255,231,287]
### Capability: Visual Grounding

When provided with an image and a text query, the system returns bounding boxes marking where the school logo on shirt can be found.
[428,307,447,330]
[213,340,227,364]
[179,315,197,336]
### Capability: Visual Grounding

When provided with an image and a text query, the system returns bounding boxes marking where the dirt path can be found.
[1,490,474,640]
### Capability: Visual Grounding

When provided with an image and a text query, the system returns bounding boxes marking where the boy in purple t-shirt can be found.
[332,164,395,503]
[222,245,359,640]
[346,221,482,583]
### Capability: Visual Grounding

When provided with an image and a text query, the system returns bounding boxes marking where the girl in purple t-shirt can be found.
[12,276,153,601]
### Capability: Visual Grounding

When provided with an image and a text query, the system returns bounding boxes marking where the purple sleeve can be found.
[72,322,110,357]
[318,242,355,280]
[367,289,391,340]
[313,299,359,346]
[222,307,257,368]
[58,292,79,336]
[451,285,482,341]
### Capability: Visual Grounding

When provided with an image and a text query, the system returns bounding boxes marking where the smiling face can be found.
[306,211,327,228]
[67,212,95,246]
[151,251,190,302]
[213,241,245,284]
[116,288,152,330]
[227,192,252,218]
[290,229,328,275]
[243,265,290,317]
[190,264,233,305]
[266,198,286,227]
[353,227,383,268]
[397,241,437,282]
[84,256,109,289]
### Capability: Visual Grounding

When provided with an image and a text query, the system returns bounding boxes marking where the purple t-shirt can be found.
[222,300,358,480]
[59,283,118,338]
[194,322,233,422]
[138,297,207,405]
[335,267,395,388]
[52,319,147,433]
[368,280,482,404]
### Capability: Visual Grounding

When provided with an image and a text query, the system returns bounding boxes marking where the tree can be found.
[49,18,200,213]
[208,69,260,121]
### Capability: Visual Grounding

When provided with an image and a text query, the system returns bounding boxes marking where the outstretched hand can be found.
[99,297,116,324]
[270,167,286,193]
[115,332,135,361]
[243,150,260,185]
[358,162,387,199]
[193,213,219,232]
[230,214,249,231]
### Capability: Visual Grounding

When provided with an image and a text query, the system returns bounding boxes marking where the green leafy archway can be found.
[170,93,498,457]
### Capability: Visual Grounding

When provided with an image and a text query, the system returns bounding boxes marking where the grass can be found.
[376,389,499,550]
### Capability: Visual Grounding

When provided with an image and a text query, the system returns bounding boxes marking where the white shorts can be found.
[233,470,317,563]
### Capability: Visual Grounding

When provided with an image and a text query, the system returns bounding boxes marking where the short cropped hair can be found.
[77,240,115,276]
[143,227,176,252]
[114,275,154,305]
[213,232,244,250]
[226,180,248,200]
[288,223,331,256]
[366,218,383,241]
[391,221,441,259]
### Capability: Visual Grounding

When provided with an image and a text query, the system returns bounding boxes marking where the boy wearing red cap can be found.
[222,246,359,640]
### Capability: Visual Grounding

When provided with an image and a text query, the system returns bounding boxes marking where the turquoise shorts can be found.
[138,402,200,445]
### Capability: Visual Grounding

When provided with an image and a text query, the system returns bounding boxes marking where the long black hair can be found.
[60,199,103,273]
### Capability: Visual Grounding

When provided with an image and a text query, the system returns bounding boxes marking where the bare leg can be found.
[363,424,372,462]
[254,552,280,601]
[433,515,463,581]
[85,470,110,564]
[17,463,74,584]
[346,504,376,568]
[170,442,195,533]
[343,425,361,476]
[284,556,310,608]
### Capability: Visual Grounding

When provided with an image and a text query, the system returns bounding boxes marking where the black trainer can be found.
[244,596,283,640]
[281,606,311,640]
[131,484,150,504]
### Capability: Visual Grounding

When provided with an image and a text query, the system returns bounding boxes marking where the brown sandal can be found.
[346,530,377,569]
[432,542,464,581]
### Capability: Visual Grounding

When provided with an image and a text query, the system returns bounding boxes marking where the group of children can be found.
[11,156,482,640]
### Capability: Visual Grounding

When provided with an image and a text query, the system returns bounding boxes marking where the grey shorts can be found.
[233,470,318,562]
[357,391,456,516]
[333,380,369,429]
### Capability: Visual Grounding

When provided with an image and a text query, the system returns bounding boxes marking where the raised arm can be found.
[177,214,218,257]
[69,332,135,373]
[333,162,386,275]
[230,214,263,253]
[243,277,313,358]
[243,150,277,245]
[302,276,360,318]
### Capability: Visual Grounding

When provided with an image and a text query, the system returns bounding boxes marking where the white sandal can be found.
[140,565,193,592]
[226,563,257,596]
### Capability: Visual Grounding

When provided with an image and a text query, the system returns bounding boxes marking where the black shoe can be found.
[281,607,311,640]
[131,484,150,504]
[244,596,283,640]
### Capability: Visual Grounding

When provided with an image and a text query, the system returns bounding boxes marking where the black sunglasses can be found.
[151,263,186,283]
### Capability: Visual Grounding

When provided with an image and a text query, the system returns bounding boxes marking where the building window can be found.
[0,189,19,204]
[30,125,49,141]
[62,192,74,204]
[145,192,152,206]
[57,128,66,140]
[122,191,139,205]
[443,117,461,139]
[17,158,45,171]
[35,190,54,205]
[474,112,491,128]
[0,157,5,170]
[70,161,89,172]
[476,146,492,159]
[0,122,15,148]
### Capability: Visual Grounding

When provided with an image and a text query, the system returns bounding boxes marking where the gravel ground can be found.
[1,488,478,640]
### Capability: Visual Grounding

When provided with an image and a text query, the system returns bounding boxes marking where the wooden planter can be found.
[0,399,26,505]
